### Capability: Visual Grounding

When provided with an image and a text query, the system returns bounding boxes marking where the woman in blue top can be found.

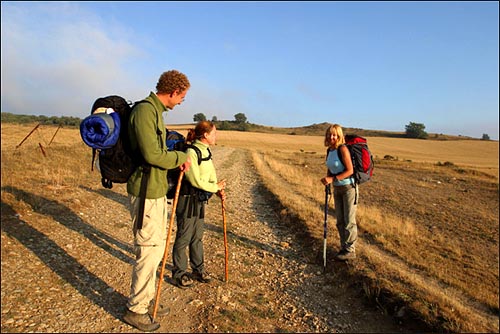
[320,124,357,261]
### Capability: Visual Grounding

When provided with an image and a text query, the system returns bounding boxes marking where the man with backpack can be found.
[123,70,192,332]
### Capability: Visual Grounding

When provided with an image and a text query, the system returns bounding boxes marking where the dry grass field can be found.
[1,123,499,332]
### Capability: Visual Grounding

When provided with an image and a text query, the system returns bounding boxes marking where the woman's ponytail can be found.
[186,128,196,143]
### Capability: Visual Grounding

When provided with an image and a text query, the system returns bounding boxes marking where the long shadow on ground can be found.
[1,201,127,320]
[79,185,129,209]
[2,186,133,263]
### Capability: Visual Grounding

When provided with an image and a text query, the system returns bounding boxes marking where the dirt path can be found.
[192,146,410,333]
[1,145,415,333]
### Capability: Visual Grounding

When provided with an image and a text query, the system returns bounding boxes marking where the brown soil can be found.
[2,146,433,333]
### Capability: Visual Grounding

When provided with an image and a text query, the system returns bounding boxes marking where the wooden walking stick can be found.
[152,171,184,321]
[222,198,229,282]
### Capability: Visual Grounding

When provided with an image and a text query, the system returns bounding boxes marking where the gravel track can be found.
[1,145,411,333]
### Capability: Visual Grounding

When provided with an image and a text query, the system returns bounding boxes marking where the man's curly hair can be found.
[156,70,190,94]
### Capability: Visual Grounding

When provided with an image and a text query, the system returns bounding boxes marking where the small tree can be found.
[405,122,428,139]
[211,116,218,122]
[217,121,230,130]
[193,113,207,122]
[237,122,249,131]
[234,113,247,124]
[481,133,490,141]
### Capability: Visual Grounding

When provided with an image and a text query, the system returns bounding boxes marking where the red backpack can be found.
[337,134,374,185]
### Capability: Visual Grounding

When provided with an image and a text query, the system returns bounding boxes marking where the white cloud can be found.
[1,3,145,118]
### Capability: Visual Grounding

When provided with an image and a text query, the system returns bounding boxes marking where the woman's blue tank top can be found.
[326,149,353,186]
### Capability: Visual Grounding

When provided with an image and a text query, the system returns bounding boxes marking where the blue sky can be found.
[1,1,499,139]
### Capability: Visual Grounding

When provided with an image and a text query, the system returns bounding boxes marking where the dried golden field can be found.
[1,123,499,332]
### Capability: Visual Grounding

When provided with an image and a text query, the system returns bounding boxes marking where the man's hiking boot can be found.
[174,274,194,289]
[148,301,170,317]
[123,309,160,332]
[335,249,356,261]
[191,271,213,283]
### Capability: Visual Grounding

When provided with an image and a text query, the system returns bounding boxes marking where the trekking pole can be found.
[323,184,331,272]
[152,170,184,321]
[221,198,229,282]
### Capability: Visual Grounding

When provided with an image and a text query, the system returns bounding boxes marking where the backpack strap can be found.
[91,148,96,172]
[134,100,159,230]
[202,148,212,162]
[178,146,213,202]
[136,164,151,230]
[326,148,333,177]
[354,183,359,205]
[337,144,346,166]
[188,145,211,165]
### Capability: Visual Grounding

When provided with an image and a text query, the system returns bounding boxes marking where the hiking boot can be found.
[123,309,160,332]
[174,274,194,289]
[335,249,356,261]
[148,301,170,317]
[191,271,213,283]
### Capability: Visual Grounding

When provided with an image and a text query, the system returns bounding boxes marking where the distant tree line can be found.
[405,121,490,140]
[193,112,250,131]
[2,112,491,140]
[1,112,81,127]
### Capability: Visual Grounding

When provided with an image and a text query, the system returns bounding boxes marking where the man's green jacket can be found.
[127,92,187,199]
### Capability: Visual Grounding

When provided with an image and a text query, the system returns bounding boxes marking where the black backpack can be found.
[337,134,374,185]
[80,95,144,189]
[80,95,158,230]
[165,130,212,200]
